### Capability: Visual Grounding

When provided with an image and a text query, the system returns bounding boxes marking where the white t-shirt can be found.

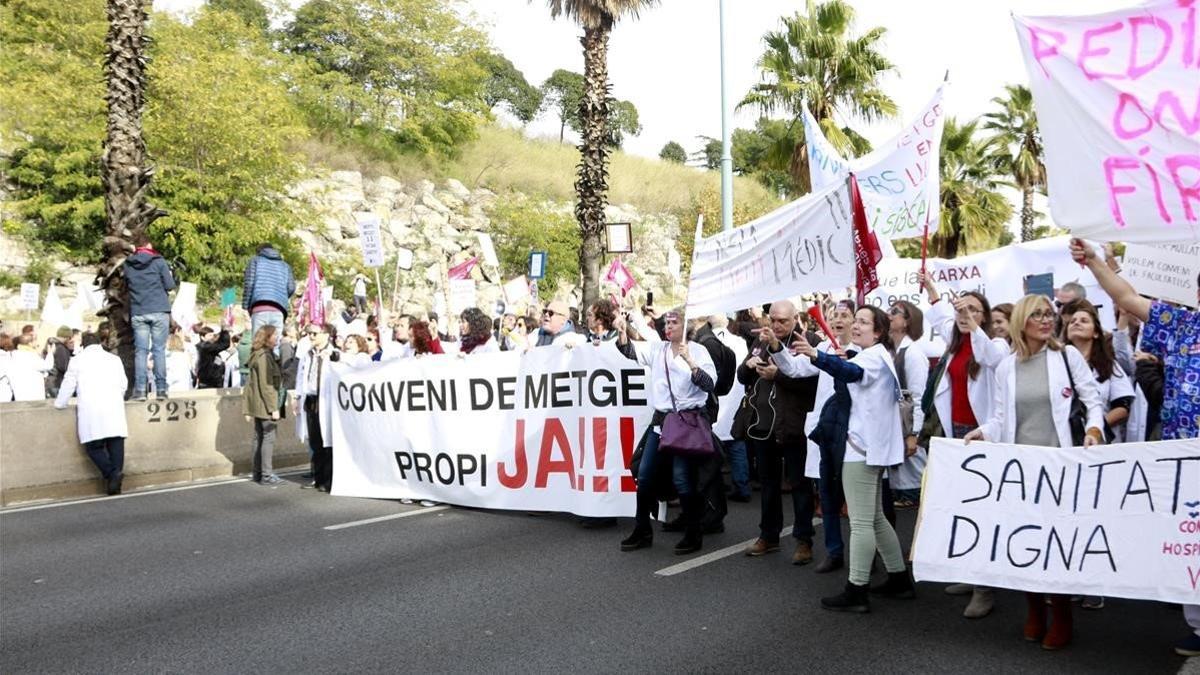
[353,278,367,297]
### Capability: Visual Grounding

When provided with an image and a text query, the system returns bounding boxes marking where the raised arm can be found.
[1069,239,1151,322]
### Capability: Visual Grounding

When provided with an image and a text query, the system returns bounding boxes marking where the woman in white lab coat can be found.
[53,331,130,495]
[965,294,1104,651]
[9,334,50,401]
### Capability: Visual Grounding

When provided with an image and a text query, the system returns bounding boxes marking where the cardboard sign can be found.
[448,278,476,314]
[477,233,499,268]
[1121,242,1200,308]
[528,251,547,280]
[396,247,414,271]
[354,212,385,268]
[19,283,39,310]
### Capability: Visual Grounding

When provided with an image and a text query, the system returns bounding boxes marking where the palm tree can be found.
[984,84,1045,242]
[98,0,165,381]
[740,0,897,195]
[931,117,1013,259]
[540,0,657,306]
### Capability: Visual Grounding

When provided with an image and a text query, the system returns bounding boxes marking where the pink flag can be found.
[304,252,325,327]
[603,257,636,296]
[447,257,479,281]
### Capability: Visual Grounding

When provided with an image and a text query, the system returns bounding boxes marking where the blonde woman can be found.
[165,333,194,392]
[965,294,1104,650]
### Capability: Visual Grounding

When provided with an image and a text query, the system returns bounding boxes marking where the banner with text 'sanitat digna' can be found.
[1013,2,1200,244]
[913,437,1200,605]
[327,343,652,517]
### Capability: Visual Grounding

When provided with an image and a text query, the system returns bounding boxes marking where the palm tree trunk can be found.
[99,0,164,391]
[575,21,612,307]
[1020,187,1035,241]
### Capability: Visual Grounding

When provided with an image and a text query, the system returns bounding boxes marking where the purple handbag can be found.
[659,346,716,457]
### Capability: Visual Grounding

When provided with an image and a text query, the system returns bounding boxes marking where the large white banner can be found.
[1121,242,1200,308]
[1014,3,1200,244]
[329,343,653,517]
[804,85,946,241]
[864,236,1116,333]
[913,437,1200,605]
[685,180,856,316]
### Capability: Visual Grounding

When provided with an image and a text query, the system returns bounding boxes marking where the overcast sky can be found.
[153,0,1134,159]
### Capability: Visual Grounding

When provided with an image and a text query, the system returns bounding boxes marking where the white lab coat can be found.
[842,344,905,468]
[977,345,1106,448]
[713,327,749,441]
[53,345,129,443]
[166,351,194,392]
[926,300,1009,436]
[8,348,49,401]
[770,340,837,478]
[294,345,339,446]
[1094,363,1135,442]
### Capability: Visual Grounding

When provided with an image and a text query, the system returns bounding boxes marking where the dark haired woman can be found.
[991,303,1014,343]
[406,320,444,358]
[244,325,284,485]
[921,273,1010,618]
[788,306,911,613]
[459,307,498,354]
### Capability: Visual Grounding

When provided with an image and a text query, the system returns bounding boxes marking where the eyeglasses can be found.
[1027,310,1056,322]
[542,310,562,318]
[888,307,908,318]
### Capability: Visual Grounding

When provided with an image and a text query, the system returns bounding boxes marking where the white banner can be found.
[1121,242,1200,308]
[913,437,1200,605]
[804,85,946,241]
[1014,3,1200,244]
[354,212,385,268]
[685,180,856,316]
[329,343,652,516]
[864,236,1116,334]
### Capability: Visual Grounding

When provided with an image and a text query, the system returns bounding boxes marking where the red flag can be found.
[447,257,479,281]
[849,175,883,305]
[603,257,636,296]
[304,252,325,327]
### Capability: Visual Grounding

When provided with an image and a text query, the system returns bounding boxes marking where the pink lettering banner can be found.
[1014,2,1200,244]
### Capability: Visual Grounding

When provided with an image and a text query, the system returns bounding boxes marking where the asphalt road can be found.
[1,476,1193,674]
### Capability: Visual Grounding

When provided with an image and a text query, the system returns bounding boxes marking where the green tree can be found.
[930,118,1013,259]
[605,98,641,148]
[478,52,543,124]
[206,0,269,32]
[540,68,583,143]
[984,84,1045,242]
[739,0,897,195]
[658,140,686,163]
[489,196,580,297]
[541,0,659,306]
[696,136,721,170]
[282,0,490,157]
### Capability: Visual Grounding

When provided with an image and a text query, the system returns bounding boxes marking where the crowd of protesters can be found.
[0,237,1197,658]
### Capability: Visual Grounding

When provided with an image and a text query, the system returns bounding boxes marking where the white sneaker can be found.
[419,500,438,507]
[400,498,414,505]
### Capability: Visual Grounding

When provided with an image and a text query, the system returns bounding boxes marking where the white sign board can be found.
[686,180,856,316]
[329,343,653,517]
[1121,243,1200,309]
[503,276,530,305]
[19,283,39,310]
[476,232,499,268]
[913,437,1200,605]
[1014,3,1200,244]
[170,281,198,329]
[354,212,385,268]
[448,278,477,314]
[804,85,945,241]
[396,247,414,271]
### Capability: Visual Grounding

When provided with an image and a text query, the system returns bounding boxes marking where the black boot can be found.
[661,513,685,532]
[869,570,916,599]
[621,488,654,551]
[821,581,870,613]
[673,494,703,555]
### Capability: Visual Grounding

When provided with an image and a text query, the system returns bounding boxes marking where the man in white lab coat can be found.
[54,331,130,495]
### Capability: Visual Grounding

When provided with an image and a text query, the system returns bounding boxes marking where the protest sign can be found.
[864,236,1117,334]
[396,247,414,271]
[804,85,946,241]
[913,437,1200,605]
[686,180,856,316]
[329,342,652,516]
[40,283,65,327]
[77,280,103,312]
[1121,242,1200,308]
[476,233,499,268]
[448,278,477,314]
[1014,3,1200,244]
[19,283,38,311]
[220,287,237,309]
[528,251,547,280]
[171,282,198,329]
[353,212,385,268]
[503,276,530,305]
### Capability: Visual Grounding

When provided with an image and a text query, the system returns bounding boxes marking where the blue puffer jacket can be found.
[242,247,296,317]
[124,249,176,316]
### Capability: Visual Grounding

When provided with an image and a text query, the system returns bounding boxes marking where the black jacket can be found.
[734,336,818,445]
[1134,358,1164,442]
[195,331,231,389]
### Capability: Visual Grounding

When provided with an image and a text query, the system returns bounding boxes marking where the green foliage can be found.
[605,99,641,148]
[206,0,269,32]
[488,195,580,297]
[540,69,584,142]
[0,269,19,290]
[931,117,1013,258]
[674,183,777,273]
[697,119,797,197]
[478,52,543,124]
[281,0,490,158]
[658,141,686,163]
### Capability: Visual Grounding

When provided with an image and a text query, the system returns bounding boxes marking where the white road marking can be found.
[655,526,793,577]
[323,505,449,530]
[0,468,310,515]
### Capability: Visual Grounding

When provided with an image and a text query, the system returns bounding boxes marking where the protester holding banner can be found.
[1061,299,1133,445]
[458,307,499,355]
[620,310,717,555]
[406,320,443,357]
[785,306,913,613]
[964,293,1105,650]
[920,274,1008,618]
[295,323,339,492]
[1070,239,1200,657]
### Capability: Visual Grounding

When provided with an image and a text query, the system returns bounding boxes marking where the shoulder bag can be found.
[1060,350,1088,446]
[659,345,717,457]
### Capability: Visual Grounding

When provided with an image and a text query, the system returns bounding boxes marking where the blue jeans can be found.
[637,428,694,496]
[725,439,749,497]
[85,437,124,479]
[251,310,285,355]
[132,312,170,396]
[818,475,846,559]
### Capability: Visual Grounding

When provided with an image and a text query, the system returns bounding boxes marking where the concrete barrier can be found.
[0,389,310,505]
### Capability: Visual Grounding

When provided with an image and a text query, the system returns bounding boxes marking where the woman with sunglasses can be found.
[965,294,1104,650]
[920,272,1009,618]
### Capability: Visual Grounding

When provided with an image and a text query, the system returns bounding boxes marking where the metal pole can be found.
[719,0,733,232]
